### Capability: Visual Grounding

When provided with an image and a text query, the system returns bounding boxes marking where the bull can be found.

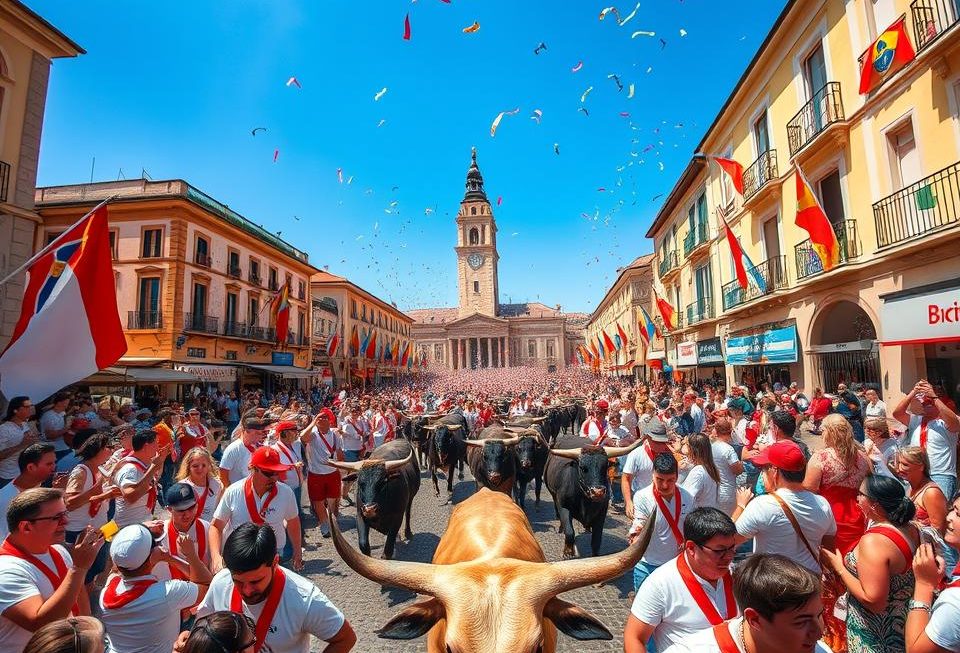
[424,412,468,496]
[328,440,419,560]
[465,426,521,495]
[331,487,656,653]
[544,436,642,558]
[401,412,438,469]
[508,427,549,508]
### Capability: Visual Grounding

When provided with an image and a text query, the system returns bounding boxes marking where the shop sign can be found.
[807,340,877,354]
[881,283,960,345]
[173,364,236,382]
[696,337,725,365]
[676,341,699,367]
[646,349,666,361]
[271,352,295,366]
[726,325,798,365]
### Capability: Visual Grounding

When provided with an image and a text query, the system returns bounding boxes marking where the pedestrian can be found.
[621,418,674,518]
[300,410,341,539]
[805,388,832,435]
[269,421,305,560]
[0,396,40,487]
[892,379,960,500]
[23,616,105,653]
[179,611,256,653]
[175,447,223,524]
[151,409,179,501]
[681,433,721,511]
[151,483,213,581]
[709,419,744,517]
[39,393,73,462]
[896,447,948,537]
[864,388,887,419]
[219,417,272,487]
[112,429,167,528]
[863,417,899,479]
[0,443,59,540]
[338,405,366,502]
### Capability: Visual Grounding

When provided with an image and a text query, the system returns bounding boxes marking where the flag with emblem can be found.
[859,16,916,94]
[637,305,659,347]
[0,204,126,401]
[326,326,340,357]
[270,282,291,344]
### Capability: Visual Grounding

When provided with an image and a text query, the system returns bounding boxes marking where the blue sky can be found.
[32,0,784,313]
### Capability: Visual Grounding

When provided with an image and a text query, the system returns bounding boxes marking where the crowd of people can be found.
[0,369,956,652]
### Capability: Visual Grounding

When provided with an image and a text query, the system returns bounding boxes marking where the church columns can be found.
[500,337,505,367]
[485,338,492,368]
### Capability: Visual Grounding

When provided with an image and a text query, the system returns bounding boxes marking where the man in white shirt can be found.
[39,393,72,461]
[210,447,302,572]
[338,405,366,506]
[625,508,739,652]
[218,417,272,487]
[710,419,745,517]
[269,420,305,560]
[621,418,674,518]
[621,392,640,439]
[0,488,103,650]
[300,410,341,538]
[148,483,213,581]
[892,379,960,500]
[580,400,609,440]
[662,553,830,653]
[0,397,39,486]
[0,443,58,540]
[628,452,694,591]
[113,429,168,527]
[864,388,887,419]
[733,441,837,573]
[99,523,210,653]
[197,523,356,653]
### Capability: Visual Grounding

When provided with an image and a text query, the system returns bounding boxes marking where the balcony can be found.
[195,253,211,268]
[184,312,219,334]
[685,297,714,326]
[249,273,261,286]
[127,310,162,329]
[742,150,779,204]
[794,219,860,280]
[228,265,242,279]
[658,250,680,278]
[873,161,960,248]
[721,255,789,311]
[223,321,247,337]
[683,222,710,259]
[787,82,845,156]
[911,0,960,51]
[0,160,9,202]
[247,326,277,342]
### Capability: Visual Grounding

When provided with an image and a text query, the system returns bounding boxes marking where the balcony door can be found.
[888,122,921,189]
[694,264,713,317]
[138,277,160,326]
[818,171,845,223]
[754,111,770,155]
[763,217,781,262]
[805,45,828,131]
[225,292,238,333]
[192,283,207,328]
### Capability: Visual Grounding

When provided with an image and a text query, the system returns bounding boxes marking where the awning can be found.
[82,366,201,386]
[880,279,960,346]
[243,364,318,379]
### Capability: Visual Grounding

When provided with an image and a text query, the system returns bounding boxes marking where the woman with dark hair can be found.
[0,396,38,487]
[822,474,921,653]
[181,611,256,653]
[681,433,720,510]
[23,616,104,653]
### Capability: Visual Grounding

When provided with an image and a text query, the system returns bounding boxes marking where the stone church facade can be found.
[408,149,587,370]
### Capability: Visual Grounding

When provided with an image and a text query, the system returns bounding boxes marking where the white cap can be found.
[110,525,154,570]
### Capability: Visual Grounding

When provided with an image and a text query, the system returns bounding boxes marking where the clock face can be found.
[467,253,484,270]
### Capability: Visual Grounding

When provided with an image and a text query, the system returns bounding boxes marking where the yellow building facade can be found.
[648,0,960,403]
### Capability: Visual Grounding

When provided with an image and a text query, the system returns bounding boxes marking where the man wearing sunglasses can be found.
[0,443,58,540]
[209,447,302,573]
[624,508,739,653]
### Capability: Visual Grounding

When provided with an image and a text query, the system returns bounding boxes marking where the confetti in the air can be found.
[377,119,386,127]
[489,108,520,137]
[534,42,547,55]
[403,13,411,40]
[337,168,343,183]
[618,3,640,25]
[374,87,388,101]
[627,83,635,98]
[554,143,560,155]
[462,21,480,33]
[631,30,655,38]
[273,149,279,162]
[571,61,583,73]
[497,196,503,206]
[680,28,688,37]
[285,76,301,88]
[580,86,594,103]
[250,127,266,137]
[599,6,619,21]
[530,108,543,124]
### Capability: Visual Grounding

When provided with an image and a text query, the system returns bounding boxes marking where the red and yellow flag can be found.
[713,157,745,196]
[654,289,678,332]
[616,322,630,349]
[795,169,840,272]
[859,17,916,95]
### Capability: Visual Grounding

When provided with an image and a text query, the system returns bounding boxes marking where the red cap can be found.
[272,420,299,434]
[751,441,806,472]
[595,399,609,411]
[250,446,292,473]
[318,408,336,423]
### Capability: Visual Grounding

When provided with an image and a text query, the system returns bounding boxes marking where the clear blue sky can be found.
[32,0,785,313]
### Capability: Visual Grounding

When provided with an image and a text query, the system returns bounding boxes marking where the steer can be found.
[328,440,419,559]
[331,487,656,653]
[425,412,468,496]
[544,436,642,558]
[401,412,438,469]
[465,427,521,495]
[508,427,549,508]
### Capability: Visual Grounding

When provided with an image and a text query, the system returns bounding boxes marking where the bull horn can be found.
[384,446,415,472]
[447,424,463,431]
[543,508,657,593]
[500,436,522,447]
[602,438,644,459]
[549,447,582,460]
[529,416,547,423]
[465,438,488,448]
[326,459,365,472]
[329,516,440,596]
[423,424,439,432]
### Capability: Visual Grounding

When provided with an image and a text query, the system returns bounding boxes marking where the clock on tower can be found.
[455,148,500,318]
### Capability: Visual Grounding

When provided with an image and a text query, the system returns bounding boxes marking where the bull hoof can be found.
[557,524,564,534]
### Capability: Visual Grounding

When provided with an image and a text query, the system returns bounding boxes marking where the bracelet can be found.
[737,504,748,510]
[908,599,932,612]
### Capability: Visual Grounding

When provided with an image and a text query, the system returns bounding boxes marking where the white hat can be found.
[110,525,154,570]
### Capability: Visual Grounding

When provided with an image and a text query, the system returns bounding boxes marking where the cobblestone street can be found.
[300,464,637,652]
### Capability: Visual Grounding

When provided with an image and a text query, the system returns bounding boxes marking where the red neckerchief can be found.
[101,574,157,609]
[166,518,206,580]
[676,552,736,625]
[244,477,278,526]
[120,457,156,512]
[244,442,258,455]
[0,539,78,615]
[83,464,103,517]
[920,417,930,450]
[644,442,655,462]
[653,487,683,547]
[316,429,336,456]
[194,481,212,518]
[230,567,287,653]
[274,441,302,484]
[712,621,740,653]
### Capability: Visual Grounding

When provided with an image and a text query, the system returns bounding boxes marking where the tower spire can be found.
[463,146,488,201]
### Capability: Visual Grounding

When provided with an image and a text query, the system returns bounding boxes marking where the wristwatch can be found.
[908,599,932,612]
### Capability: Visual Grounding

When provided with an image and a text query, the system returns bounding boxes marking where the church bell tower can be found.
[455,148,499,318]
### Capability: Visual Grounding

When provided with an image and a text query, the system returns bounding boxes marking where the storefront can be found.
[673,341,698,384]
[80,365,201,410]
[646,350,666,382]
[880,279,960,408]
[696,337,725,384]
[726,324,799,391]
[173,364,239,393]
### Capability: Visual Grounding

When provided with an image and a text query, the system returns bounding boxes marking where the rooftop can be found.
[407,302,584,325]
[311,270,414,323]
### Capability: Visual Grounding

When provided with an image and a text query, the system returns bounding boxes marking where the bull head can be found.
[549,440,642,502]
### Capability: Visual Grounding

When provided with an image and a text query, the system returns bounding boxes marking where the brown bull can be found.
[331,487,655,653]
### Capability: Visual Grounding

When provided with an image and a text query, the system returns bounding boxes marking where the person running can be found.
[300,411,341,539]
[196,523,356,652]
[112,430,167,528]
[219,417,272,487]
[622,418,675,517]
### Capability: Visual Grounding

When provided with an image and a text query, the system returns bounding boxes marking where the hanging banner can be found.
[676,341,699,367]
[726,325,798,365]
[696,337,725,365]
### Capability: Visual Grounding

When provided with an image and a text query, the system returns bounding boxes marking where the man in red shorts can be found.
[300,410,341,538]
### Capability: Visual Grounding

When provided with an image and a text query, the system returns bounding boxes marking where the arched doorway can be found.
[809,300,881,393]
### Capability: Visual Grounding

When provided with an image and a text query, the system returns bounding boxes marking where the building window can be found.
[249,297,260,326]
[351,299,357,319]
[887,120,920,190]
[753,110,770,155]
[546,340,555,358]
[434,343,443,362]
[469,227,479,245]
[45,231,63,246]
[109,231,118,260]
[141,228,162,258]
[268,267,279,291]
[195,236,210,267]
[297,312,305,344]
[228,250,241,277]
[362,304,367,322]
[528,339,537,358]
[137,277,161,327]
[297,280,305,300]
[187,347,206,358]
[249,259,261,285]
[473,281,479,293]
[225,292,238,331]
[471,206,477,216]
[224,350,238,360]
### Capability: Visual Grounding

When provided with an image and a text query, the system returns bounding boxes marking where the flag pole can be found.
[0,195,116,287]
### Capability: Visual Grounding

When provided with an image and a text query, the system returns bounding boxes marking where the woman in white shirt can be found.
[681,433,720,510]
[175,447,224,523]
[462,400,480,435]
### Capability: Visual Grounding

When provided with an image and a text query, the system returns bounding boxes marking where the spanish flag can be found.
[712,157,745,196]
[859,16,916,95]
[654,289,678,332]
[795,169,840,271]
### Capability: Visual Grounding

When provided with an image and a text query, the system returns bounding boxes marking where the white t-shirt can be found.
[736,488,837,573]
[926,586,960,651]
[271,440,303,490]
[660,617,833,653]
[0,421,29,479]
[731,418,748,448]
[0,545,74,651]
[630,485,694,566]
[40,410,69,452]
[99,574,199,653]
[0,482,21,540]
[681,466,720,511]
[197,567,345,653]
[181,477,224,523]
[865,437,900,480]
[153,518,212,581]
[212,479,298,551]
[113,459,155,527]
[631,554,739,652]
[65,464,108,532]
[621,409,639,437]
[906,414,958,478]
[623,444,658,494]
[219,439,256,485]
[865,400,887,418]
[339,418,365,452]
[711,441,740,516]
[303,428,339,475]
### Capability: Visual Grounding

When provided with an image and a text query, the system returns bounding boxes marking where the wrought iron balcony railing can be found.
[911,0,960,51]
[683,223,709,258]
[249,273,261,286]
[685,297,714,326]
[794,219,860,280]
[195,253,211,268]
[787,82,845,155]
[742,150,779,201]
[228,265,242,279]
[721,255,789,311]
[184,312,219,334]
[223,321,247,337]
[658,250,680,277]
[127,310,162,329]
[872,160,960,248]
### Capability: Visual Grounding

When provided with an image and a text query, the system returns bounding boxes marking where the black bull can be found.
[544,436,642,558]
[465,426,521,496]
[425,412,469,496]
[329,440,420,559]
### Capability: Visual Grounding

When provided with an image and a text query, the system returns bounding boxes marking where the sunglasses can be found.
[27,511,69,524]
[697,542,737,558]
[257,468,280,478]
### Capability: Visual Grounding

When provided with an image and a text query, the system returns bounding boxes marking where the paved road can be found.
[300,464,637,652]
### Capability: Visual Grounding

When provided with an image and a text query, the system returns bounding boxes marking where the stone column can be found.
[500,337,505,367]
[485,338,492,369]
[505,337,511,367]
[454,339,460,370]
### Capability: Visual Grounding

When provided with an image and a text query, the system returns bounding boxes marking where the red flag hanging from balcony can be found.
[638,306,659,346]
[602,329,617,358]
[616,323,630,349]
[271,282,291,344]
[859,16,916,95]
[364,329,378,360]
[653,288,678,332]
[719,208,766,292]
[349,324,360,356]
[326,327,340,357]
[795,168,840,271]
[709,156,745,196]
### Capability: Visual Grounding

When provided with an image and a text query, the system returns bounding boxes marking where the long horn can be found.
[602,438,644,459]
[447,424,463,431]
[549,448,582,460]
[326,459,364,472]
[465,439,488,448]
[529,416,547,423]
[500,436,522,447]
[329,516,439,595]
[384,446,415,472]
[423,424,439,432]
[542,508,658,593]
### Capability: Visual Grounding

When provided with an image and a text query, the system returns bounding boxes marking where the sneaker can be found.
[320,524,331,538]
